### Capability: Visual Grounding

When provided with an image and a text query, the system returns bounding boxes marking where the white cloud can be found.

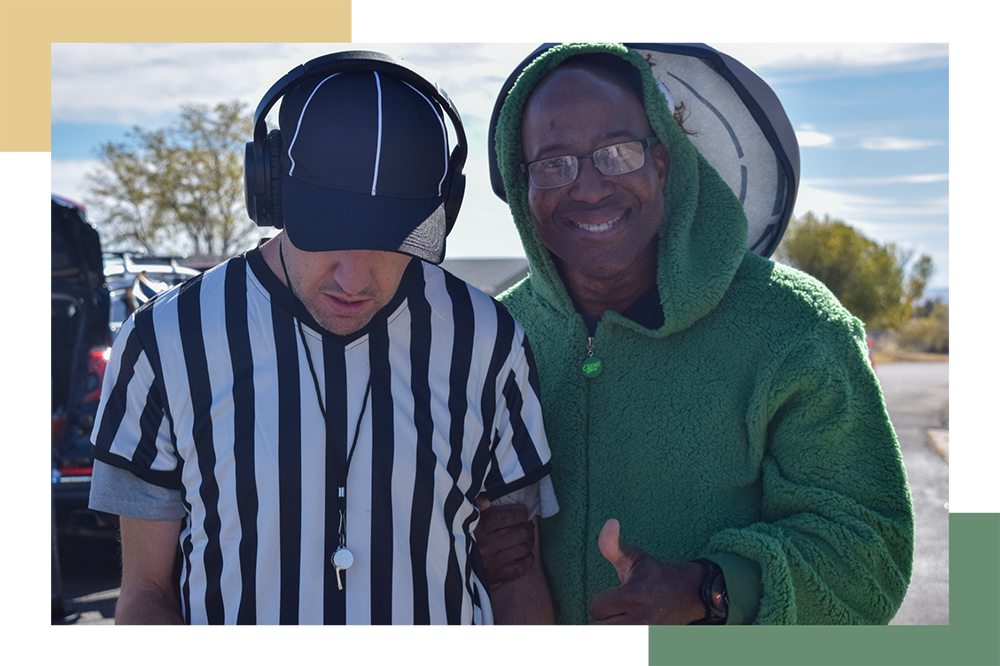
[49,42,536,261]
[51,42,949,128]
[869,196,1000,218]
[52,44,331,124]
[796,130,835,147]
[704,0,1000,69]
[50,43,534,129]
[805,173,949,187]
[916,197,1000,215]
[794,182,949,222]
[795,184,890,219]
[43,0,1000,130]
[919,247,1000,290]
[933,250,1000,262]
[917,247,1000,290]
[49,42,950,269]
[851,220,1000,236]
[792,181,949,288]
[860,136,946,151]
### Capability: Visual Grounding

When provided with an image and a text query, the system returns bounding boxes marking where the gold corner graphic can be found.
[0,0,352,152]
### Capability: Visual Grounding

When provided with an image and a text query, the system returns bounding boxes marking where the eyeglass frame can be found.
[520,136,660,189]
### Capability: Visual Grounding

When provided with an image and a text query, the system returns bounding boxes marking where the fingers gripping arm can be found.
[475,494,538,586]
[489,516,554,624]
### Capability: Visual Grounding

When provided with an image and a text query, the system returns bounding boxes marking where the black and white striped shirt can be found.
[89,247,553,624]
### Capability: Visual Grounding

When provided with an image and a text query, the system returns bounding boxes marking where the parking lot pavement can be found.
[876,362,1000,625]
[52,534,120,625]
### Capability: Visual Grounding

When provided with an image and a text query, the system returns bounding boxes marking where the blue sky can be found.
[770,55,949,291]
[51,42,949,289]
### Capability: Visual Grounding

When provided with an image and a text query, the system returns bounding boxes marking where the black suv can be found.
[51,195,113,532]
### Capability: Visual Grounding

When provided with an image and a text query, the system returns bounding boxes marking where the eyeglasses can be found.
[521,137,659,189]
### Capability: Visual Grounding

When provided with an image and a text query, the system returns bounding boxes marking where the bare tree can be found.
[85,101,257,262]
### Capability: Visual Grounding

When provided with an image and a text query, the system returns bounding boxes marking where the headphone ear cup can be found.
[266,129,284,230]
[243,141,260,222]
[444,171,465,236]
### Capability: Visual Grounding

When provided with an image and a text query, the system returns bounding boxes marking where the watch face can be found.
[692,559,728,624]
[711,575,729,613]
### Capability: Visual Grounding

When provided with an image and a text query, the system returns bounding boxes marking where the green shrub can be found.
[897,316,948,352]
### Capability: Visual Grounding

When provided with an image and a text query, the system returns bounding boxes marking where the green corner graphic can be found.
[649,513,1000,666]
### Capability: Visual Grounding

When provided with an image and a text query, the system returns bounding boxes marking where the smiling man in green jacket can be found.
[480,42,914,625]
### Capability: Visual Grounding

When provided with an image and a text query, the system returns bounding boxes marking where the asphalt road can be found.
[51,529,120,625]
[52,360,950,626]
[876,361,950,625]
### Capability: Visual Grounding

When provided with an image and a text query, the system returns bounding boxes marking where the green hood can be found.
[494,42,749,336]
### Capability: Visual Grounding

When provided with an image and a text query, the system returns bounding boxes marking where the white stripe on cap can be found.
[404,81,448,197]
[371,72,382,196]
[287,72,342,178]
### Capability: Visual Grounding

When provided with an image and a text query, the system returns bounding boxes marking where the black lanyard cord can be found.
[278,238,372,544]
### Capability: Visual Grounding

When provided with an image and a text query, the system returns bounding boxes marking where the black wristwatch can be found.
[689,558,728,625]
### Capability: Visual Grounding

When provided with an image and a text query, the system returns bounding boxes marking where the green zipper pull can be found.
[581,336,602,378]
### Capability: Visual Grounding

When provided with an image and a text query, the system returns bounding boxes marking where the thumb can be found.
[598,518,637,584]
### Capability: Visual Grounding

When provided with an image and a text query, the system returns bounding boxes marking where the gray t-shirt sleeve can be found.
[491,475,558,519]
[88,458,186,520]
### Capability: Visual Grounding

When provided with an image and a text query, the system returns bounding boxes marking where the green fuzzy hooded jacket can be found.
[493,43,914,625]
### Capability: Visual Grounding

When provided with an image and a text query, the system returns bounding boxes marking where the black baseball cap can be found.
[278,70,451,263]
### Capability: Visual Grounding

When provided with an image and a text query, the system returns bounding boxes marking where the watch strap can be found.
[689,558,728,625]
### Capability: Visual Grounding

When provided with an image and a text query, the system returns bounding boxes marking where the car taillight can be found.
[83,347,111,403]
[52,411,67,442]
[58,466,93,477]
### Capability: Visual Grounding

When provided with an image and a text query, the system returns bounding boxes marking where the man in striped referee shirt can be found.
[88,52,557,625]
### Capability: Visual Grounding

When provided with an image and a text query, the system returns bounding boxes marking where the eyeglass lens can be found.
[527,140,648,189]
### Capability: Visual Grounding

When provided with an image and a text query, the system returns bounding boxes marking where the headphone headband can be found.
[244,50,468,243]
[251,51,465,151]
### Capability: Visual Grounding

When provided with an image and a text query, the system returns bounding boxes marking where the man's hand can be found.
[474,494,536,588]
[588,518,707,625]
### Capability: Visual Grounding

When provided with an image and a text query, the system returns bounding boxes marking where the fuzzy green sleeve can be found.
[706,321,914,624]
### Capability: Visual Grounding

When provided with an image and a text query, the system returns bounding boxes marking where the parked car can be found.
[51,195,114,538]
[51,198,204,618]
[104,252,201,340]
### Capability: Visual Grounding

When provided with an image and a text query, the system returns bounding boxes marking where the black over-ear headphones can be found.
[244,50,468,234]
